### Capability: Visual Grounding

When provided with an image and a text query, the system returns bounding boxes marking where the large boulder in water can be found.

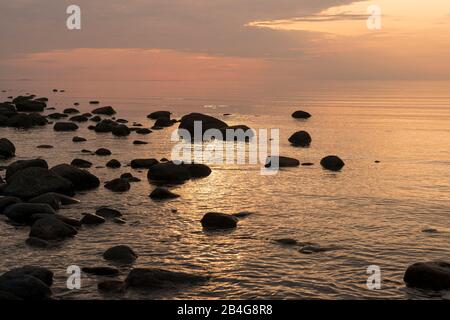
[3,167,74,199]
[92,106,116,116]
[147,162,191,183]
[0,196,22,212]
[53,122,79,132]
[183,163,212,178]
[29,217,77,241]
[0,266,53,287]
[94,119,116,132]
[178,113,227,141]
[219,125,254,141]
[200,212,238,230]
[0,138,15,159]
[288,131,312,147]
[0,274,51,300]
[147,111,171,120]
[4,203,56,225]
[15,100,46,112]
[292,110,311,119]
[320,155,345,171]
[112,124,130,136]
[125,268,208,289]
[5,158,48,181]
[103,245,137,264]
[404,261,450,290]
[50,164,100,191]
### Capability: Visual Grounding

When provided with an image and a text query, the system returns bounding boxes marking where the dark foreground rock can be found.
[292,110,311,119]
[98,280,126,293]
[53,122,79,132]
[104,178,130,192]
[178,113,228,140]
[4,203,56,224]
[50,164,100,190]
[320,155,345,171]
[147,162,191,183]
[103,245,138,264]
[131,158,158,169]
[106,159,121,168]
[95,148,111,156]
[288,131,312,147]
[70,158,92,168]
[4,167,74,199]
[92,106,116,116]
[149,187,180,200]
[125,268,209,289]
[183,163,212,178]
[200,212,238,230]
[404,261,450,290]
[0,274,51,300]
[147,111,171,120]
[5,158,48,181]
[82,267,119,276]
[0,266,53,287]
[0,138,15,159]
[96,207,122,218]
[0,196,22,212]
[29,217,77,241]
[81,213,106,225]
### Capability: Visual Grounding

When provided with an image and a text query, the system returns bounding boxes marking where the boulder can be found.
[103,245,137,264]
[28,194,61,210]
[136,128,152,135]
[92,106,116,116]
[50,164,100,190]
[183,163,212,178]
[28,113,48,126]
[72,136,86,142]
[320,155,345,171]
[112,124,130,136]
[3,167,74,199]
[0,266,53,286]
[130,158,158,169]
[0,196,22,213]
[292,110,311,119]
[149,187,180,200]
[53,122,79,132]
[0,138,15,158]
[154,117,173,128]
[95,148,111,156]
[147,111,171,120]
[219,125,254,141]
[5,158,48,181]
[30,192,79,205]
[63,108,79,114]
[90,115,102,122]
[104,178,130,192]
[178,113,227,140]
[47,112,68,120]
[200,212,238,230]
[106,159,121,168]
[0,275,51,300]
[94,119,116,133]
[30,213,81,228]
[80,213,105,225]
[4,203,56,224]
[288,131,312,147]
[404,261,450,290]
[265,156,300,168]
[70,158,92,168]
[147,162,191,183]
[120,173,141,182]
[29,217,77,241]
[6,114,34,128]
[15,100,46,112]
[125,268,208,289]
[69,115,88,123]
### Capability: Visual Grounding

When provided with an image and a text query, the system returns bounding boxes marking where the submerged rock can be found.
[288,131,312,147]
[0,138,15,159]
[320,155,345,171]
[29,217,77,241]
[125,268,209,289]
[50,164,100,191]
[103,245,137,264]
[265,156,299,168]
[404,261,450,290]
[149,187,180,200]
[200,212,238,230]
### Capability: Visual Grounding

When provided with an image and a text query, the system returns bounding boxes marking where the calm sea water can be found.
[0,79,449,299]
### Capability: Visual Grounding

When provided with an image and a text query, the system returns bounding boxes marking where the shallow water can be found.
[0,79,449,299]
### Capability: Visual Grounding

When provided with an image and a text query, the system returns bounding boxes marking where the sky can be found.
[1,0,450,81]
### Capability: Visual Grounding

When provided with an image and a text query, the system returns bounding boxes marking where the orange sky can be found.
[1,0,449,81]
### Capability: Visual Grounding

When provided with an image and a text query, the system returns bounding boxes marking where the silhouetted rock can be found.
[96,207,122,219]
[147,111,171,120]
[70,158,92,168]
[183,163,212,178]
[25,237,53,248]
[320,155,345,171]
[0,274,51,300]
[288,131,312,147]
[6,159,49,182]
[0,138,15,159]
[120,173,141,182]
[94,119,116,132]
[95,148,111,156]
[106,159,121,168]
[69,115,88,123]
[274,238,298,245]
[219,125,254,141]
[30,213,81,228]
[133,140,148,145]
[4,203,56,225]
[4,167,74,199]
[63,108,79,114]
[15,100,46,112]
[81,213,106,225]
[104,178,130,192]
[149,187,180,200]
[37,145,53,149]
[292,110,311,119]
[53,122,79,132]
[131,158,158,169]
[265,156,299,168]
[136,128,152,135]
[72,136,86,142]
[90,115,102,122]
[0,196,22,212]
[147,162,190,183]
[29,217,77,240]
[30,192,79,205]
[89,101,100,104]
[103,245,137,264]
[154,117,173,128]
[112,124,130,136]
[404,261,450,290]
[125,268,208,289]
[51,164,100,190]
[0,266,53,287]
[200,212,238,230]
[92,106,116,116]
[48,112,68,120]
[28,194,61,210]
[178,113,228,140]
